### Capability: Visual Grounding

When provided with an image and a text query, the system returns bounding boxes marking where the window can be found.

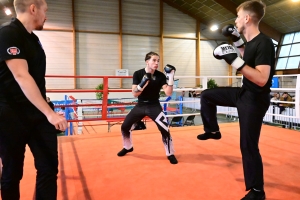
[282,33,294,45]
[279,45,291,57]
[276,31,300,70]
[276,58,288,70]
[286,57,300,69]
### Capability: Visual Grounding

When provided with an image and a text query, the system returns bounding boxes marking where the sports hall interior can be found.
[1,0,300,199]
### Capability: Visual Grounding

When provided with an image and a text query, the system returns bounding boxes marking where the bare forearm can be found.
[132,86,142,97]
[15,74,53,116]
[164,85,173,96]
[239,65,270,87]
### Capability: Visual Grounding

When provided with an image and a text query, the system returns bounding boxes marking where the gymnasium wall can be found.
[1,0,230,100]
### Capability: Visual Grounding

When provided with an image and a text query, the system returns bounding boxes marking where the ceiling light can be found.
[210,25,218,31]
[4,7,12,15]
[292,0,299,2]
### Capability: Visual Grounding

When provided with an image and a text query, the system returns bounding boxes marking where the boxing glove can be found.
[213,43,245,70]
[137,73,152,91]
[222,24,244,48]
[164,64,176,86]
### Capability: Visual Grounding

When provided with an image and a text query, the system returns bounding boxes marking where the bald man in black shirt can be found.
[0,0,67,199]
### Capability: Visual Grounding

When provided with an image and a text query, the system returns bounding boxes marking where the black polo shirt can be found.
[0,18,46,103]
[133,68,167,103]
[242,33,275,93]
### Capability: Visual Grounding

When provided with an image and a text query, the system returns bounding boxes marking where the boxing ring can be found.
[46,74,300,135]
[16,74,300,200]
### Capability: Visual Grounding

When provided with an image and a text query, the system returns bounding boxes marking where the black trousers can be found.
[200,87,270,191]
[121,102,174,156]
[0,103,58,200]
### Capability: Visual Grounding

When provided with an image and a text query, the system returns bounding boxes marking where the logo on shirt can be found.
[7,47,20,55]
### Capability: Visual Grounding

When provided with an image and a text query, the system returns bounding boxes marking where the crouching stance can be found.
[117,51,178,164]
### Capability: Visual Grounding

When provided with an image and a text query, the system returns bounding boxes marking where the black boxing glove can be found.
[137,73,152,91]
[164,64,176,85]
[222,24,244,48]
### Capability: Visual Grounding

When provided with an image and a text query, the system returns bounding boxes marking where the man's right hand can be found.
[137,73,152,91]
[47,112,68,131]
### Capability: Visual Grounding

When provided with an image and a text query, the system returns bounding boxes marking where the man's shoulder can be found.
[0,21,20,36]
[257,33,273,43]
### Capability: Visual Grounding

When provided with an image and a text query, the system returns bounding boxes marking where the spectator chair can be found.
[169,116,184,127]
[183,115,195,126]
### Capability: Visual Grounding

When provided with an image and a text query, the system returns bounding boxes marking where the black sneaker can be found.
[197,131,221,140]
[167,155,178,164]
[241,189,265,200]
[117,147,133,157]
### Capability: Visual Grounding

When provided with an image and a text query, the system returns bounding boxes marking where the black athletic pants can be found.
[0,102,58,200]
[200,87,270,191]
[121,102,174,156]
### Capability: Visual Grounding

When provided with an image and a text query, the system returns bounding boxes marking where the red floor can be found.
[19,122,300,200]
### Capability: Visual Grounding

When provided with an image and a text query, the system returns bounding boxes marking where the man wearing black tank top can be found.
[117,52,178,164]
[197,1,275,199]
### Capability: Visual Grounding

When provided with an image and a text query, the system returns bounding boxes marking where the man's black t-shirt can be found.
[0,18,46,103]
[242,33,275,93]
[133,68,167,102]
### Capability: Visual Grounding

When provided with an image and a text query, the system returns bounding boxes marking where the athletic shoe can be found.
[117,147,133,157]
[197,131,221,140]
[241,189,266,200]
[167,155,178,164]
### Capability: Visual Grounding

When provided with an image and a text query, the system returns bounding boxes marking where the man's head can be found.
[14,0,48,30]
[145,51,160,71]
[235,0,266,33]
[282,92,288,98]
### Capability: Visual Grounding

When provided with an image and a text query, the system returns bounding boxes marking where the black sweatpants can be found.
[0,103,58,200]
[121,102,175,156]
[200,87,270,191]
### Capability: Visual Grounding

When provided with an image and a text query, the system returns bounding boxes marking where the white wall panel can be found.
[34,31,74,89]
[76,33,120,89]
[122,35,160,88]
[122,0,160,35]
[44,0,73,30]
[163,3,196,38]
[200,40,235,86]
[164,38,196,87]
[74,0,119,32]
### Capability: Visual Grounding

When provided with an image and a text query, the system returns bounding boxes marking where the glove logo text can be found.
[221,45,235,54]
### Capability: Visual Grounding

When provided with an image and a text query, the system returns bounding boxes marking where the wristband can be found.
[136,86,142,92]
[233,38,245,48]
[231,57,246,71]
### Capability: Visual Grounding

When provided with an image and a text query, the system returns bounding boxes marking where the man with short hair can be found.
[197,1,275,199]
[0,0,67,199]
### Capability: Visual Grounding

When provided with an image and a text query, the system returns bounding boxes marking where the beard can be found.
[34,18,45,30]
[36,24,44,30]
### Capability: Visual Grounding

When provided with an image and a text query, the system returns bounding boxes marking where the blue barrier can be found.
[271,77,279,88]
[52,95,75,136]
